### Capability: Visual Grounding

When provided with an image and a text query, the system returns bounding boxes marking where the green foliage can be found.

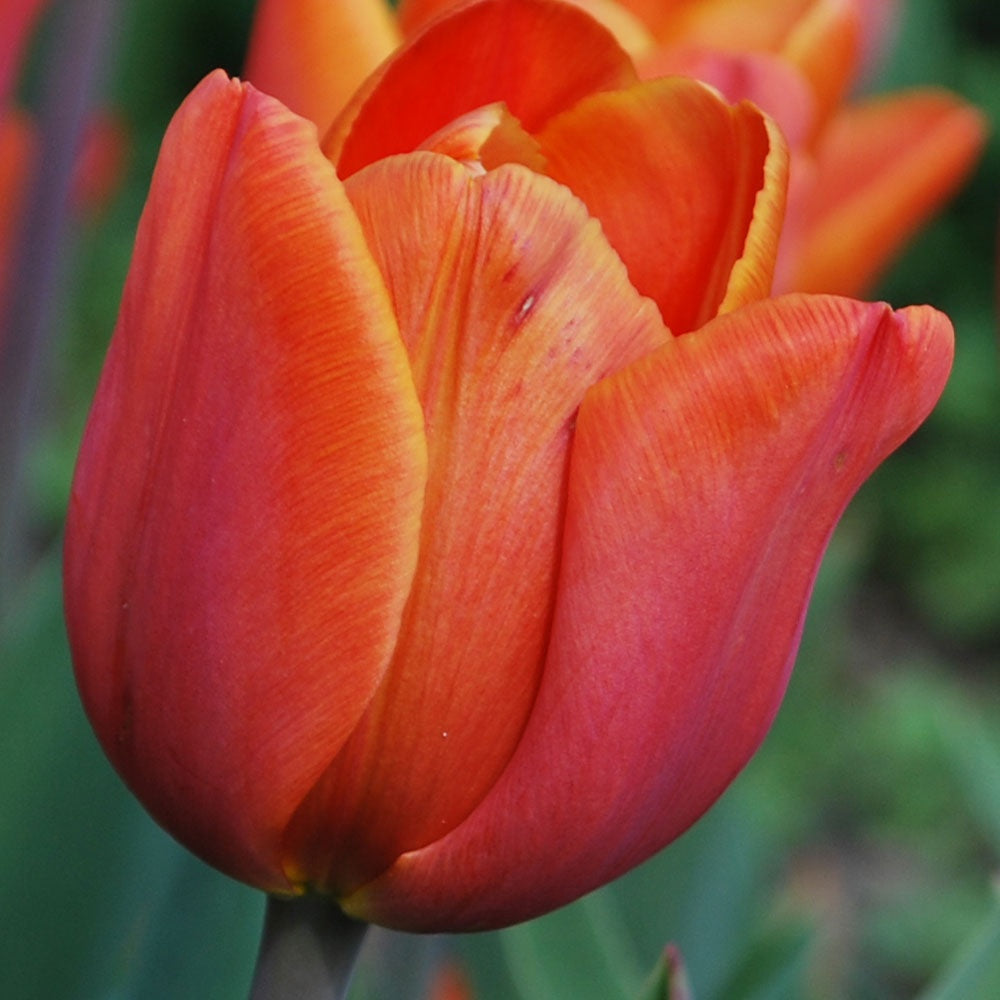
[0,552,263,1000]
[918,896,1000,1000]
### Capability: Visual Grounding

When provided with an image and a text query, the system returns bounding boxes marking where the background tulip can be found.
[66,0,955,936]
[246,0,984,301]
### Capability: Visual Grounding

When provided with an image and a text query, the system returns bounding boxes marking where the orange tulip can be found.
[243,0,401,138]
[66,0,953,931]
[256,0,983,299]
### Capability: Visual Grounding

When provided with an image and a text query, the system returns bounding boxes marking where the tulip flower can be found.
[246,0,984,299]
[66,0,954,934]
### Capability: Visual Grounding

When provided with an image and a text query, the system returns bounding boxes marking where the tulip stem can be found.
[249,894,369,1000]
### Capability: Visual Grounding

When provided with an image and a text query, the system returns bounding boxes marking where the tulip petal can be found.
[325,0,638,178]
[781,0,860,140]
[417,102,546,174]
[395,0,461,34]
[537,77,788,334]
[279,152,670,895]
[64,72,426,892]
[243,0,401,135]
[561,0,659,60]
[398,0,658,59]
[785,90,987,296]
[638,47,816,149]
[343,294,953,930]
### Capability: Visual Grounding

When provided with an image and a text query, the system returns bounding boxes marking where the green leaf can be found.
[610,785,775,1000]
[934,693,1000,854]
[495,889,643,1000]
[0,549,262,1000]
[917,894,1000,1000]
[716,925,811,1000]
[636,946,694,1000]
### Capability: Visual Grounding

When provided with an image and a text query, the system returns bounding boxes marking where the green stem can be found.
[249,894,369,1000]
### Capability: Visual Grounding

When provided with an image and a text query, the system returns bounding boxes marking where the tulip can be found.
[248,0,984,299]
[66,0,954,932]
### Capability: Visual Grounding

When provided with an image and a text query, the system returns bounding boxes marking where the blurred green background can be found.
[3,0,1000,997]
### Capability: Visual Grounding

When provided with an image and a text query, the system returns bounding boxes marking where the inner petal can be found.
[418,102,545,175]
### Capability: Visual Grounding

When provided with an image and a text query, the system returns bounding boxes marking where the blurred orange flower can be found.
[246,0,985,297]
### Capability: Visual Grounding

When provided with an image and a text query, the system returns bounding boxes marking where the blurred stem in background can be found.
[0,0,119,613]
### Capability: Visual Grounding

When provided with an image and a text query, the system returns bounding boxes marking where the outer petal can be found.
[395,0,460,34]
[243,0,401,135]
[344,294,953,930]
[397,0,657,58]
[325,0,638,177]
[560,0,658,59]
[279,153,670,896]
[537,77,788,333]
[398,0,657,58]
[64,72,426,892]
[784,90,987,296]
